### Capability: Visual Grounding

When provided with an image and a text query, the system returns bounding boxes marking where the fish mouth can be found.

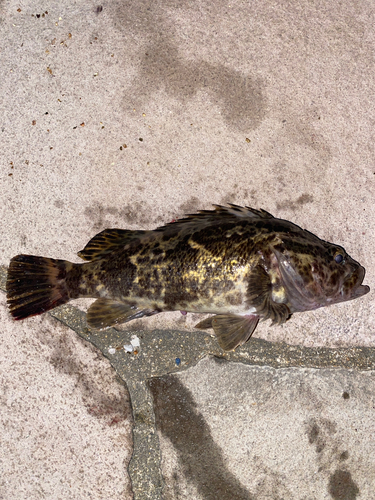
[341,264,370,301]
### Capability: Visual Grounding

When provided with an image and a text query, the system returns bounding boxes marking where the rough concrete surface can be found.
[0,296,133,500]
[1,0,375,498]
[150,357,375,500]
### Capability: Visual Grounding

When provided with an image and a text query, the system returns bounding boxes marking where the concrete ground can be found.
[1,0,374,498]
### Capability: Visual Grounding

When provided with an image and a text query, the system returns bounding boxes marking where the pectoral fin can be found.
[195,314,259,351]
[87,298,158,329]
[247,264,291,325]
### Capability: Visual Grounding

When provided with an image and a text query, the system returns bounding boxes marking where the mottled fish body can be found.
[6,205,369,351]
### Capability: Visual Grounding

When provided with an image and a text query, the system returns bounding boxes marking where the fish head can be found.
[273,238,370,313]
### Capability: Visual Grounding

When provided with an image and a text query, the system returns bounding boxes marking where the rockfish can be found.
[6,205,369,351]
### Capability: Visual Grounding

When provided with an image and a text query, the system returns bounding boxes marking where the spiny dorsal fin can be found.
[78,228,147,261]
[195,313,259,351]
[155,205,274,234]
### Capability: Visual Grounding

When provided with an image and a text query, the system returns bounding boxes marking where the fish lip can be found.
[352,284,370,299]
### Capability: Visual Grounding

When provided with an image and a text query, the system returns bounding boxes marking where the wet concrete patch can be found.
[148,374,253,500]
[111,3,266,133]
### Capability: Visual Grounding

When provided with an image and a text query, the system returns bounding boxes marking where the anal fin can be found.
[87,298,159,329]
[195,314,259,351]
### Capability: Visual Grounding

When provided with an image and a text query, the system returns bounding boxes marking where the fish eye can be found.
[334,253,344,264]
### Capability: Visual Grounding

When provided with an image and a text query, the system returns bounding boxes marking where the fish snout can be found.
[342,263,369,299]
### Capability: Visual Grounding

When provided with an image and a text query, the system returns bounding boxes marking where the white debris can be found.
[130,335,140,348]
[123,344,133,353]
[108,347,116,355]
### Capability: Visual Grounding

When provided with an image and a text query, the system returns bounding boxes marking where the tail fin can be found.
[6,254,78,320]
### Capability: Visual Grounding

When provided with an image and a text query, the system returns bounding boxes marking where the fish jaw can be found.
[335,263,370,303]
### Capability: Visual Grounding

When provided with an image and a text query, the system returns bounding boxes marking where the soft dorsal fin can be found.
[77,228,147,261]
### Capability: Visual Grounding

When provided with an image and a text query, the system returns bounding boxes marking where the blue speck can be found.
[175,358,181,366]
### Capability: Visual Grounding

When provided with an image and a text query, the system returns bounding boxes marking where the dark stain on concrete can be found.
[339,451,349,461]
[148,374,253,499]
[83,202,164,232]
[137,39,265,132]
[54,199,64,209]
[35,321,132,426]
[113,3,266,132]
[306,418,360,498]
[178,196,202,215]
[307,418,337,454]
[308,422,320,444]
[220,188,258,208]
[276,193,314,212]
[328,469,359,500]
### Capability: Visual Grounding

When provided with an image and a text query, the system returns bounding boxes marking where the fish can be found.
[6,205,370,351]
